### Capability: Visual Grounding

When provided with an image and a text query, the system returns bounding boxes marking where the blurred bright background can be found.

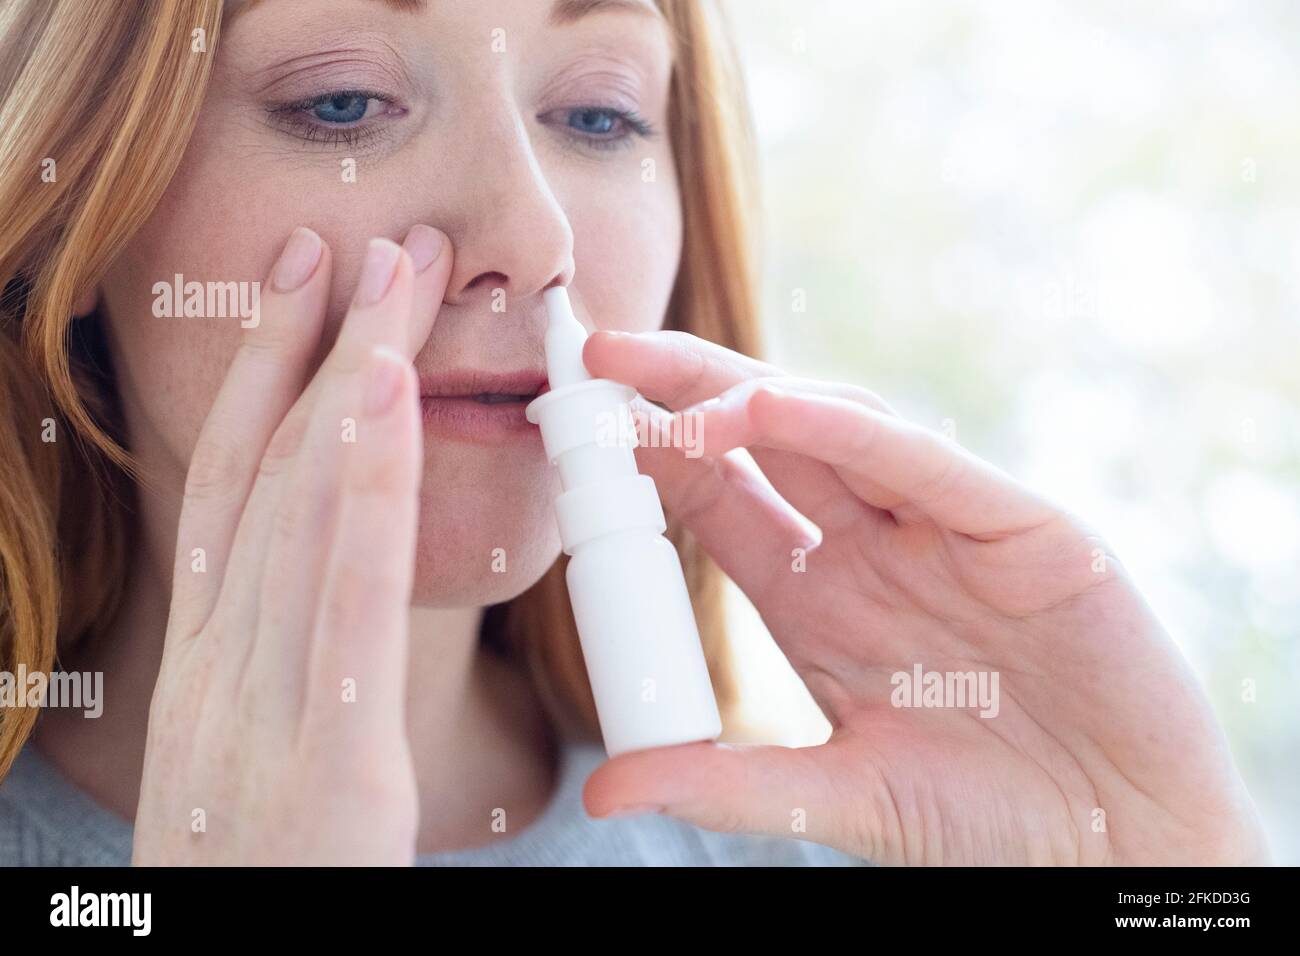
[715,0,1300,863]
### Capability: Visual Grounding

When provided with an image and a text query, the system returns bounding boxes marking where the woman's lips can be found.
[419,369,547,444]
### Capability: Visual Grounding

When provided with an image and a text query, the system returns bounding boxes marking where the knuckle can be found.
[257,449,293,484]
[747,378,786,405]
[912,451,961,504]
[673,341,711,398]
[318,564,373,636]
[185,436,247,503]
[702,805,750,834]
[270,488,316,548]
[238,328,290,358]
[672,454,729,523]
[258,411,310,481]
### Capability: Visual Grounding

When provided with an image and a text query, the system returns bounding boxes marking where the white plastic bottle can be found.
[525,287,722,757]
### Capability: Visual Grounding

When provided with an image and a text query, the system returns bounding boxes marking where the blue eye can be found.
[545,106,655,151]
[266,88,400,147]
[312,93,372,124]
[568,108,619,135]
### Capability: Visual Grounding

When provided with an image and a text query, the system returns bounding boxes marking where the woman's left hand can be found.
[579,329,1270,866]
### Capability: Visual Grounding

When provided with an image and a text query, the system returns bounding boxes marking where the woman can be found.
[0,0,1269,866]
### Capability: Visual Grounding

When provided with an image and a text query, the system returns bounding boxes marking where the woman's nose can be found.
[437,115,575,309]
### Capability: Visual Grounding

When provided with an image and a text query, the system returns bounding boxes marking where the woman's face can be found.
[100,0,681,605]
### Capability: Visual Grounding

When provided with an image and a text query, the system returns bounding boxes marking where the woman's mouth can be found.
[419,369,548,444]
[468,392,535,404]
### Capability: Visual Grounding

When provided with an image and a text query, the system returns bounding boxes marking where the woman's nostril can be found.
[465,271,508,291]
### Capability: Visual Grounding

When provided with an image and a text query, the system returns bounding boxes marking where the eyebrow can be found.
[549,0,664,27]
[228,0,662,25]
[225,0,426,23]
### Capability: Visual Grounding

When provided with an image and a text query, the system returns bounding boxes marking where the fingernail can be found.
[356,238,402,306]
[364,346,408,417]
[601,804,663,819]
[272,227,323,292]
[402,224,444,273]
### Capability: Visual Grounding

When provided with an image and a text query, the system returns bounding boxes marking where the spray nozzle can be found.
[543,286,593,390]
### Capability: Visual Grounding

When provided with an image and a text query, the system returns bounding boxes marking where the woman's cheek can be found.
[98,213,248,473]
[154,109,409,321]
[567,158,682,335]
[99,159,397,472]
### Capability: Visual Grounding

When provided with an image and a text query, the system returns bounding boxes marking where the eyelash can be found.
[545,106,657,152]
[264,90,656,152]
[266,89,395,148]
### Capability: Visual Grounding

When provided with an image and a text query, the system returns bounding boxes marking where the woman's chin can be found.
[407,447,561,606]
[409,502,562,607]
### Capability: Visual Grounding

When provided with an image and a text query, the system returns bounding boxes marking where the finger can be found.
[688,382,1057,538]
[270,224,448,447]
[583,740,882,859]
[624,395,821,598]
[585,329,900,420]
[320,224,446,362]
[235,226,446,623]
[584,328,785,409]
[660,377,909,529]
[169,227,329,644]
[588,330,901,531]
[403,224,452,358]
[241,239,422,718]
[300,346,422,745]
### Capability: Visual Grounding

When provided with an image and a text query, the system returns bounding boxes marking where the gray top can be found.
[0,740,870,867]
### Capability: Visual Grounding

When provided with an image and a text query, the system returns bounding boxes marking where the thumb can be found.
[582,740,877,854]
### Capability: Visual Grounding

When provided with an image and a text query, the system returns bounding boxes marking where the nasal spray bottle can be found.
[525,287,722,757]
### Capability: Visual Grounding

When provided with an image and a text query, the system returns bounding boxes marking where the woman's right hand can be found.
[132,224,452,865]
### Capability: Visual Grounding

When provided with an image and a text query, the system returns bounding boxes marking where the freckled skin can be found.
[98,0,682,605]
